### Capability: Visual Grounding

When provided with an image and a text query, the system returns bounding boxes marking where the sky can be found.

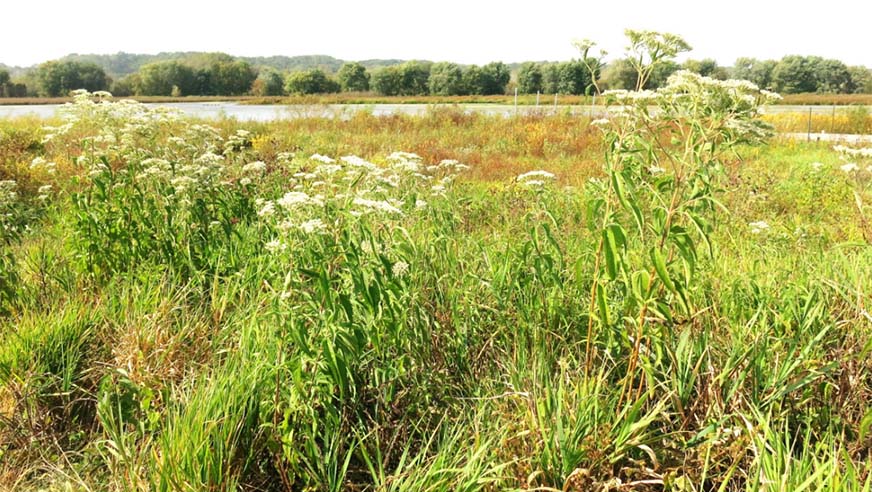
[2,0,870,68]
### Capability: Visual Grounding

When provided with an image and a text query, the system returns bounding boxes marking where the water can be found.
[0,101,868,121]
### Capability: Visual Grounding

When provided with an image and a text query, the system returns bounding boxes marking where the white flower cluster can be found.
[259,151,469,254]
[833,145,872,174]
[516,170,557,188]
[748,221,770,234]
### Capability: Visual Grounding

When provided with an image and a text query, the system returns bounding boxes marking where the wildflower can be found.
[37,185,53,195]
[341,155,377,171]
[277,191,314,209]
[242,161,267,173]
[522,180,546,187]
[265,239,286,253]
[810,162,824,170]
[310,153,335,164]
[257,201,276,217]
[649,165,666,174]
[749,221,770,234]
[415,199,427,209]
[299,219,326,233]
[517,170,556,182]
[392,260,409,276]
[353,197,404,215]
[590,118,611,127]
[239,177,252,186]
[387,151,421,161]
[317,164,342,175]
[840,163,859,173]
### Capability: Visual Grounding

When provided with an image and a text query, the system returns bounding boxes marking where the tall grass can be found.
[0,87,870,491]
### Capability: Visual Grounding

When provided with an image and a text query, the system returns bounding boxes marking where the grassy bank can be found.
[0,92,870,491]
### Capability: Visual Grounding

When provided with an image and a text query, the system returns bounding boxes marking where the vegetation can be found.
[1,44,871,491]
[3,30,871,99]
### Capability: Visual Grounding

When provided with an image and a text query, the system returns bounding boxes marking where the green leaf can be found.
[596,282,610,326]
[650,247,675,292]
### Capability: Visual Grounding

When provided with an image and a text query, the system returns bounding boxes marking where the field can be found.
[0,80,871,492]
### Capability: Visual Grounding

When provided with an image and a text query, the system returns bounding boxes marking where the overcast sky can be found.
[2,0,870,67]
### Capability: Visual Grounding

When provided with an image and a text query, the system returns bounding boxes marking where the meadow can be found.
[0,75,870,492]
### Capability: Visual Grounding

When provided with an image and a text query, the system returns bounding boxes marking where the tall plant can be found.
[582,33,780,399]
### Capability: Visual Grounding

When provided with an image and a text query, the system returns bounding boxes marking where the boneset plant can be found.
[583,68,780,400]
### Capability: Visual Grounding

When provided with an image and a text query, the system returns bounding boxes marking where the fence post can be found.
[514,87,518,113]
[536,91,540,107]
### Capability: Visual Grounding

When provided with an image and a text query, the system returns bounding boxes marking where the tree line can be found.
[1,53,871,98]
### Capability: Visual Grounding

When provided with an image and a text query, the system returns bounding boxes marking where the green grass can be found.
[0,95,870,491]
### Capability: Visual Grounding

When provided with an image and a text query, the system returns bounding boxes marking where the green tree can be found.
[371,66,403,96]
[110,74,139,97]
[648,60,681,89]
[731,58,777,88]
[428,62,465,95]
[208,60,257,95]
[0,69,9,97]
[138,61,197,96]
[771,55,821,94]
[284,68,340,95]
[517,62,543,94]
[251,68,285,96]
[557,60,595,95]
[398,61,431,96]
[463,62,510,95]
[541,63,561,93]
[337,62,370,92]
[848,66,872,94]
[813,58,852,93]
[480,62,510,95]
[601,59,638,90]
[682,58,723,78]
[35,60,110,97]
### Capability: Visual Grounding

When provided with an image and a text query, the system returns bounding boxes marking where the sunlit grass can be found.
[0,91,870,491]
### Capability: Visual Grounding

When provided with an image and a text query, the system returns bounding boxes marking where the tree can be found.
[481,62,510,95]
[397,61,431,96]
[0,70,8,97]
[138,61,197,96]
[731,58,777,89]
[251,68,285,96]
[648,60,681,89]
[541,63,562,93]
[337,62,370,92]
[462,62,510,95]
[208,60,257,95]
[557,60,595,95]
[601,59,638,90]
[682,58,727,79]
[284,68,340,95]
[517,62,543,94]
[371,66,403,96]
[812,58,852,93]
[110,74,139,97]
[771,55,818,94]
[848,66,872,94]
[35,60,110,97]
[428,62,465,95]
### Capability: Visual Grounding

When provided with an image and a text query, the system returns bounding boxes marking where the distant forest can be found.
[1,50,870,98]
